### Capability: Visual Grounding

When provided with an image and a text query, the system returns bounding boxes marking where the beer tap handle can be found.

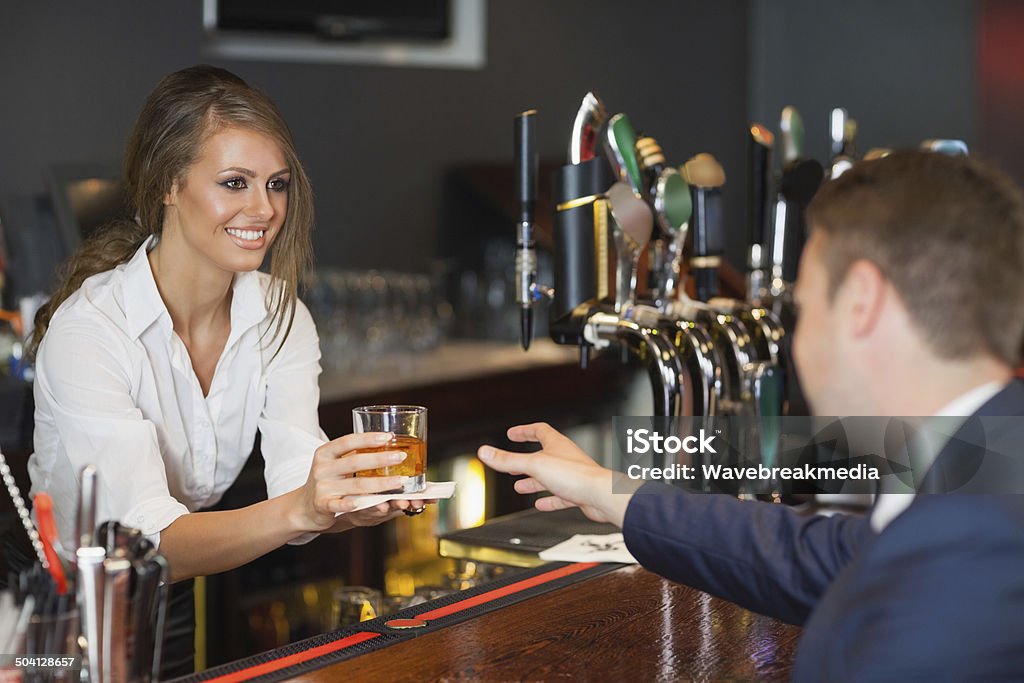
[607,181,654,312]
[747,124,774,300]
[829,108,858,178]
[653,168,691,306]
[636,134,667,213]
[569,92,607,165]
[780,106,804,163]
[605,113,646,199]
[683,153,727,302]
[515,109,538,350]
[748,124,774,301]
[772,158,824,285]
[829,107,848,160]
[749,124,774,249]
[921,139,969,156]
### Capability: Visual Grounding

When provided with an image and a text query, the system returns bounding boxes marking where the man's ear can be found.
[838,259,887,338]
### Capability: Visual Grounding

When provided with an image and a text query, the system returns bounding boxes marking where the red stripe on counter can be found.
[203,632,380,683]
[416,562,599,621]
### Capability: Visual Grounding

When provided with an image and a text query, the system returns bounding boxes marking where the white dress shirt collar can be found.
[121,235,270,343]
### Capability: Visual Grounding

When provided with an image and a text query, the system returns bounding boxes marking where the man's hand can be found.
[477,423,641,527]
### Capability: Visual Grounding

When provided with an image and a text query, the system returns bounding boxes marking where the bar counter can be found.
[180,563,799,682]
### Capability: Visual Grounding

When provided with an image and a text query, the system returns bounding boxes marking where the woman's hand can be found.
[344,497,440,526]
[292,432,412,533]
[478,423,641,527]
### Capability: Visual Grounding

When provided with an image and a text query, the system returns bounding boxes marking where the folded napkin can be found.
[347,481,456,513]
[538,532,638,564]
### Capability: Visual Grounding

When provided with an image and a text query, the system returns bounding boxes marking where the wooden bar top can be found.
[292,565,800,681]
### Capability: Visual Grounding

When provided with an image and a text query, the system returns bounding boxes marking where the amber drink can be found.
[352,405,427,493]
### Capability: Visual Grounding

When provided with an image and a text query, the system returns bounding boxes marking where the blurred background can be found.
[1,0,1005,284]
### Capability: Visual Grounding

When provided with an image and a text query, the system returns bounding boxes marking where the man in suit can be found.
[478,150,1024,680]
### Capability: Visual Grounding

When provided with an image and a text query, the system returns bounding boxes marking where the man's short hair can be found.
[806,150,1024,367]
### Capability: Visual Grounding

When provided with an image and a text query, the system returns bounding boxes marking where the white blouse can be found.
[29,236,327,549]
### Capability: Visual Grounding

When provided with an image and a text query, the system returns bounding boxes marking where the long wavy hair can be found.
[29,64,314,358]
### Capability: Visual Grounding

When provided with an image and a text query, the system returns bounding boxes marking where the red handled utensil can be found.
[33,492,68,595]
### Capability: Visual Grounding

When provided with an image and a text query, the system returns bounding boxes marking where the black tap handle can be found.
[691,186,724,301]
[777,159,825,282]
[779,158,824,205]
[515,110,538,223]
[748,125,774,248]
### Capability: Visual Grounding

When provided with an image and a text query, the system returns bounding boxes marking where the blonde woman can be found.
[27,65,419,675]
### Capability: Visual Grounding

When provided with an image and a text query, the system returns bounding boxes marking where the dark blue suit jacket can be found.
[622,380,1024,681]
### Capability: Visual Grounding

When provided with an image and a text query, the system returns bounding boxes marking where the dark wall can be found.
[0,1,750,273]
[749,0,977,167]
[978,0,1024,185]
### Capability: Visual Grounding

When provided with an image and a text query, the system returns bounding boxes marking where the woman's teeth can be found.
[227,228,264,241]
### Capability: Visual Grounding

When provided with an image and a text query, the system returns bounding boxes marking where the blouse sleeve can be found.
[258,298,328,501]
[33,316,189,546]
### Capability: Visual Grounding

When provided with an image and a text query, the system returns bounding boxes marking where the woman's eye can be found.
[268,177,290,192]
[222,177,247,190]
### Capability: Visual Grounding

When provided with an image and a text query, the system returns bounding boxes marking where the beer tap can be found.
[635,135,690,307]
[569,92,607,165]
[546,93,612,366]
[921,139,968,156]
[684,153,726,303]
[514,109,547,351]
[601,112,656,313]
[829,107,857,178]
[651,167,692,306]
[747,124,774,304]
[607,141,720,420]
[581,310,686,418]
[679,153,784,417]
[780,105,804,164]
[607,182,653,313]
[605,113,647,199]
[769,106,824,303]
[829,107,848,160]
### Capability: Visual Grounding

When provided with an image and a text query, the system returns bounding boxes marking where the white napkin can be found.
[346,481,456,513]
[538,532,638,564]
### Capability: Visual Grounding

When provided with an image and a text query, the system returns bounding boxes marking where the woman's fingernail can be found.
[375,433,392,444]
[390,452,407,463]
[478,447,493,461]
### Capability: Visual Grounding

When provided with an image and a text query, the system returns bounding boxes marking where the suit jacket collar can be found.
[919,378,1024,494]
[972,377,1024,416]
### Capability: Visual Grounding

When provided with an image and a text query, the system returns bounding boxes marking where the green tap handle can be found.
[780,106,804,162]
[606,113,645,196]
